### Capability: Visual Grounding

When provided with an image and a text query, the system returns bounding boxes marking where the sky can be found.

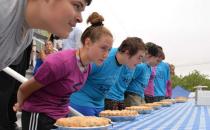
[77,0,210,77]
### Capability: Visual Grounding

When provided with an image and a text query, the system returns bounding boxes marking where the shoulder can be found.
[0,0,14,30]
[46,50,77,71]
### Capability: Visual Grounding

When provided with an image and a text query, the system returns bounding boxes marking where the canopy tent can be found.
[172,86,190,98]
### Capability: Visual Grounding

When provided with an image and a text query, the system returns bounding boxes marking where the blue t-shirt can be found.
[126,63,152,98]
[154,61,170,96]
[70,48,123,108]
[106,65,135,101]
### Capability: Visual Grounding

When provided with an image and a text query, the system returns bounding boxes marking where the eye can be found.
[73,2,84,12]
[73,4,81,11]
[100,46,111,52]
[101,46,107,51]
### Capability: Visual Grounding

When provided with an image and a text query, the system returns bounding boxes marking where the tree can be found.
[171,70,210,91]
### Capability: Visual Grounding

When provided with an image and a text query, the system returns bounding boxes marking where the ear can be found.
[84,38,92,48]
[124,50,131,56]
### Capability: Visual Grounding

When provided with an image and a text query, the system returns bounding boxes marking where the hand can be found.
[13,103,22,112]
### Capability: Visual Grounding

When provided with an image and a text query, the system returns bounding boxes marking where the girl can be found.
[14,12,113,130]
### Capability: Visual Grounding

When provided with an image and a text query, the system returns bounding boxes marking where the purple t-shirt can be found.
[22,50,91,120]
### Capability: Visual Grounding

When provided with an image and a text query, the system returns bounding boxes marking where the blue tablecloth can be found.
[110,100,210,130]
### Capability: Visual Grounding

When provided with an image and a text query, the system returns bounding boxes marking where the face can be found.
[126,50,145,69]
[45,41,53,51]
[144,54,159,67]
[86,35,113,65]
[157,55,163,63]
[41,0,86,38]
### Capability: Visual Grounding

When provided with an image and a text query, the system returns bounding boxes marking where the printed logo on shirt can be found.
[71,82,83,92]
[155,70,164,80]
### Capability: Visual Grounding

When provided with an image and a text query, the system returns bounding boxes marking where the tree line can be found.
[171,70,210,91]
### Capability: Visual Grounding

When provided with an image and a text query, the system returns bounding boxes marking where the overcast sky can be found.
[77,0,210,76]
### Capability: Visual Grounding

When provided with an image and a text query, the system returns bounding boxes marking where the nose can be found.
[76,13,83,23]
[103,51,109,58]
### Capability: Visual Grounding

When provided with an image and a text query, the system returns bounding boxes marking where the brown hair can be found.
[118,37,145,57]
[169,64,175,75]
[85,0,92,6]
[81,12,113,45]
[145,42,158,57]
[157,45,165,60]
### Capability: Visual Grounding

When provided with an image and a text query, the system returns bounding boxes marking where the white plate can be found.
[104,115,138,122]
[139,109,153,114]
[55,124,112,130]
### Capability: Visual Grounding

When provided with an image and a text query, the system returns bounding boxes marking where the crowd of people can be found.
[0,0,175,130]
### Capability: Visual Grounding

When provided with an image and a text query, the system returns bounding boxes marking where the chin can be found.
[96,61,104,66]
[128,65,135,69]
[57,29,71,39]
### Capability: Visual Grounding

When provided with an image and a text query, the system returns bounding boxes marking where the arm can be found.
[166,64,172,97]
[39,49,47,61]
[15,77,44,111]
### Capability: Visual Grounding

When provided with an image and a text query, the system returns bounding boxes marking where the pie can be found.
[55,116,111,127]
[144,103,161,107]
[175,97,188,103]
[125,106,153,112]
[99,110,138,117]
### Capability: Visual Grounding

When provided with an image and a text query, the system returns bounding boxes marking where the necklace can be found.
[78,49,86,68]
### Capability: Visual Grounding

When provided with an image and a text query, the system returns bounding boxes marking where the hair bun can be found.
[87,12,104,27]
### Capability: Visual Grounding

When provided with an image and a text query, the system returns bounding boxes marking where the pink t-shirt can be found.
[144,67,156,96]
[22,50,91,120]
[166,80,172,97]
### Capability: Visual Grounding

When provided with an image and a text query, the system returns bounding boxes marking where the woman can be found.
[33,40,57,75]
[14,12,113,130]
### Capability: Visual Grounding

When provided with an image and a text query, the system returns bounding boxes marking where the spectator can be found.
[33,40,57,75]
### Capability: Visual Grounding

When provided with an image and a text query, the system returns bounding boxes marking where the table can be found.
[110,100,210,130]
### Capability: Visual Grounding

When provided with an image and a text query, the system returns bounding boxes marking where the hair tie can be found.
[91,22,103,27]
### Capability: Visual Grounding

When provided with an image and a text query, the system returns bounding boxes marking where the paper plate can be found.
[153,106,161,110]
[104,115,138,122]
[55,124,112,130]
[139,109,153,114]
[161,104,172,107]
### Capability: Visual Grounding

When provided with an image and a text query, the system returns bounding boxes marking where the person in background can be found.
[70,37,146,116]
[169,64,175,76]
[124,43,160,107]
[29,41,37,69]
[33,40,57,75]
[62,27,83,50]
[0,0,92,129]
[49,34,63,51]
[165,64,175,99]
[14,12,112,130]
[104,42,159,110]
[153,46,170,102]
[144,66,157,103]
[144,46,165,103]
